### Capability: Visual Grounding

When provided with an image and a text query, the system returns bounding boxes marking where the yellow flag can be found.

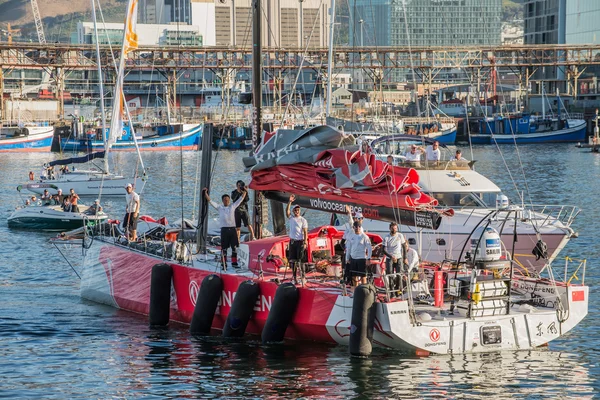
[123,0,139,54]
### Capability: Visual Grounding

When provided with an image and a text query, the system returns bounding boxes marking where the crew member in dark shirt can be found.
[231,180,255,241]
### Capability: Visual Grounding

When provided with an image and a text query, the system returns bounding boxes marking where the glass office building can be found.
[350,0,501,48]
[565,0,600,44]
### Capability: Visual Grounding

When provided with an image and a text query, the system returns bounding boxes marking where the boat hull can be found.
[0,126,54,152]
[8,206,108,231]
[427,127,457,144]
[80,238,587,354]
[22,176,146,197]
[59,124,202,152]
[81,241,337,343]
[470,121,587,144]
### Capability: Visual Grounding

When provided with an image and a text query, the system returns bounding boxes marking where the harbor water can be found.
[0,144,598,398]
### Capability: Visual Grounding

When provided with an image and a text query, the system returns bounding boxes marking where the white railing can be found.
[527,204,580,228]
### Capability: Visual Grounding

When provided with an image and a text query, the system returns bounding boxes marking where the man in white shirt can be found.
[382,222,408,297]
[404,144,424,163]
[204,187,247,269]
[425,141,441,162]
[124,183,140,241]
[286,194,308,284]
[345,221,372,286]
[343,206,364,284]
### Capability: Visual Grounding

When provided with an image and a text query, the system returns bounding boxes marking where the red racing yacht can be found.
[73,125,588,356]
[66,0,587,356]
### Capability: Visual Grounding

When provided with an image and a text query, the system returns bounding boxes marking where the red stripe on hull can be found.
[96,243,337,342]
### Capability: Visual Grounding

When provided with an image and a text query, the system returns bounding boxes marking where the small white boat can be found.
[8,204,108,231]
[22,170,145,197]
[20,151,146,197]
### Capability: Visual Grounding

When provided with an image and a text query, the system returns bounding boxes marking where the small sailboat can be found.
[19,0,146,197]
[20,152,145,197]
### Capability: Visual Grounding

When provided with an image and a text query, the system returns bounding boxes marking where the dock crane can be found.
[30,0,46,44]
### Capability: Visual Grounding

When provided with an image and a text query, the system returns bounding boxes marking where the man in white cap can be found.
[286,194,308,284]
[124,183,140,241]
[342,205,364,284]
[345,220,372,286]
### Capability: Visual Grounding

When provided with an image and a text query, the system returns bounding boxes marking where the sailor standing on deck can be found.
[382,222,408,297]
[204,187,246,269]
[231,180,255,241]
[286,194,308,284]
[124,183,140,241]
[345,221,372,286]
[342,205,364,284]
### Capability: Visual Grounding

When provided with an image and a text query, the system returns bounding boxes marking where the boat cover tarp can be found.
[48,151,106,167]
[243,125,438,210]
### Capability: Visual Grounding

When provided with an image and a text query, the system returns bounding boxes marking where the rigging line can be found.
[179,117,185,237]
[475,100,523,202]
[401,0,420,117]
[279,0,326,126]
[494,84,542,235]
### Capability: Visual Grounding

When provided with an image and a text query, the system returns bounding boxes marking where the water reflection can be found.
[113,327,595,399]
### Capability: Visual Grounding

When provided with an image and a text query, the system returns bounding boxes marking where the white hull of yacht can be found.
[362,209,574,272]
[22,174,146,197]
[326,282,587,354]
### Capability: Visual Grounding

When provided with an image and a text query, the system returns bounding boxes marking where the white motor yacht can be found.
[362,135,579,272]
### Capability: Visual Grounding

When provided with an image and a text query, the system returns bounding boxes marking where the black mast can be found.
[251,0,264,239]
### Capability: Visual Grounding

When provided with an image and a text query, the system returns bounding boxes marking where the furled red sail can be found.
[244,126,439,211]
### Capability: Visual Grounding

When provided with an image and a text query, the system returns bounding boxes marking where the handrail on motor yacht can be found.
[527,204,580,227]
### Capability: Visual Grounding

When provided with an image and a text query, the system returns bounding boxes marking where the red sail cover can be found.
[244,126,438,210]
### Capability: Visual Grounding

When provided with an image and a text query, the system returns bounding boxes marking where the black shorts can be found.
[289,239,304,261]
[350,258,367,277]
[235,209,250,228]
[221,227,239,250]
[123,212,138,230]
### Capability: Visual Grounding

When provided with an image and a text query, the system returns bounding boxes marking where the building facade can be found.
[142,0,329,47]
[75,22,203,46]
[141,0,192,24]
[565,0,600,44]
[523,0,565,45]
[524,0,600,96]
[209,0,329,47]
[350,0,501,48]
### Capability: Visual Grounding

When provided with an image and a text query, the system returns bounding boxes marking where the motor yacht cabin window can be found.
[432,192,487,208]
